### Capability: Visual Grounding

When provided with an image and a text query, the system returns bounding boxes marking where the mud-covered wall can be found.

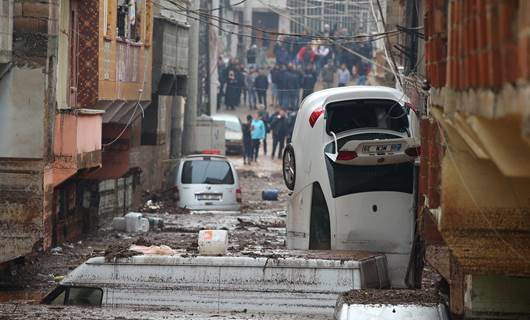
[0,159,44,263]
[0,0,59,263]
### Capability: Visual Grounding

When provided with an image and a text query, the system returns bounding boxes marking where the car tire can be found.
[282,144,296,190]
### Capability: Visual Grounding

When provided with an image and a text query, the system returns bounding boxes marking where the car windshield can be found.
[325,99,409,135]
[223,120,242,133]
[181,160,234,185]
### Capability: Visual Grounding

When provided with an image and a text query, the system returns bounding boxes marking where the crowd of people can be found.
[216,24,375,164]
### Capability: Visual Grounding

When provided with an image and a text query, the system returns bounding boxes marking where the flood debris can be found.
[104,242,139,262]
[50,247,62,256]
[236,217,285,229]
[198,230,229,256]
[339,268,443,306]
[129,244,177,255]
[262,189,279,201]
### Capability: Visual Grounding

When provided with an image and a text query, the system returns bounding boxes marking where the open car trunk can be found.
[324,99,419,166]
[325,99,410,135]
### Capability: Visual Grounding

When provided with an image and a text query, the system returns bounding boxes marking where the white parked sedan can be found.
[175,154,241,211]
[282,86,420,288]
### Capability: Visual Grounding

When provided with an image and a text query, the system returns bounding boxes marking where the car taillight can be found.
[337,151,358,161]
[173,186,180,201]
[236,188,242,203]
[309,106,324,128]
[405,146,421,157]
[201,149,221,155]
[405,102,418,114]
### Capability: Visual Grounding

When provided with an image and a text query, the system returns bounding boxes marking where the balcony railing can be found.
[116,41,141,83]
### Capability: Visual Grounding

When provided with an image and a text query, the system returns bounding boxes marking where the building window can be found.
[116,0,142,42]
[103,0,109,36]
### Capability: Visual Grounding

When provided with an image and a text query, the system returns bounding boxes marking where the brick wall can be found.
[425,0,528,90]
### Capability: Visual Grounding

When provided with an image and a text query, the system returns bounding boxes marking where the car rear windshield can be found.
[325,99,409,135]
[326,159,413,197]
[224,120,242,133]
[181,160,234,185]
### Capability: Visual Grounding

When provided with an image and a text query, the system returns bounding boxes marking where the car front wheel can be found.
[283,144,296,190]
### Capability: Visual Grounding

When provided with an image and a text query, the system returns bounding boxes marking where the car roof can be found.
[211,114,241,122]
[298,85,409,120]
[309,85,405,102]
[184,154,229,160]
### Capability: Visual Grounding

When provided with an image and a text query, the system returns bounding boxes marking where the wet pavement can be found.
[0,106,443,318]
[0,152,306,319]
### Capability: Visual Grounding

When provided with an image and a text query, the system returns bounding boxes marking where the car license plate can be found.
[363,143,401,153]
[196,193,222,201]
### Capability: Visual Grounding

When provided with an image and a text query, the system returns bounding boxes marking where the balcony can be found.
[47,109,103,187]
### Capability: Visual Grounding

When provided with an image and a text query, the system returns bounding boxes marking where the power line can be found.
[149,0,404,47]
[160,0,404,41]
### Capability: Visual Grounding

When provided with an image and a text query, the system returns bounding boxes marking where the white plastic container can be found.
[139,218,150,233]
[198,230,228,256]
[111,217,126,231]
[125,212,144,233]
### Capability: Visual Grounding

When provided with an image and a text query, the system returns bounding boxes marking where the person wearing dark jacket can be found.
[270,108,289,159]
[286,110,297,144]
[301,64,318,100]
[224,70,240,110]
[277,65,289,109]
[242,115,253,164]
[254,68,269,107]
[258,110,270,155]
[270,64,280,107]
[285,64,300,110]
[246,45,257,67]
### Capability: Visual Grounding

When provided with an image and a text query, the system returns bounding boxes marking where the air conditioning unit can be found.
[0,0,13,64]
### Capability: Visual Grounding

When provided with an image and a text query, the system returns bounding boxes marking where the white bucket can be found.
[139,217,150,233]
[125,212,144,233]
[111,217,126,231]
[198,230,228,256]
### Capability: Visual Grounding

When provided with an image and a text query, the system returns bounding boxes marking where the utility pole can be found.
[182,0,199,154]
[243,1,252,59]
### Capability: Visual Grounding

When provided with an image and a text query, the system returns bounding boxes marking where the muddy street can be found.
[0,155,310,318]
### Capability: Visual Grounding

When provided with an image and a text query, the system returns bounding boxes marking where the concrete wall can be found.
[156,0,187,25]
[130,95,174,192]
[0,67,46,158]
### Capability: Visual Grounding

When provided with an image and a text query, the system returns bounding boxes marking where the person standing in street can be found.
[277,64,289,109]
[286,110,297,144]
[337,63,351,87]
[240,66,248,108]
[247,68,258,109]
[242,115,253,164]
[224,70,239,110]
[259,110,270,155]
[321,60,335,89]
[254,68,269,108]
[250,112,266,162]
[217,56,227,111]
[246,44,257,69]
[301,64,318,100]
[285,64,300,110]
[270,108,288,159]
[270,64,280,107]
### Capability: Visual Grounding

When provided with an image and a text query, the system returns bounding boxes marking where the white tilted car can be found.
[282,86,420,288]
[175,154,241,211]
